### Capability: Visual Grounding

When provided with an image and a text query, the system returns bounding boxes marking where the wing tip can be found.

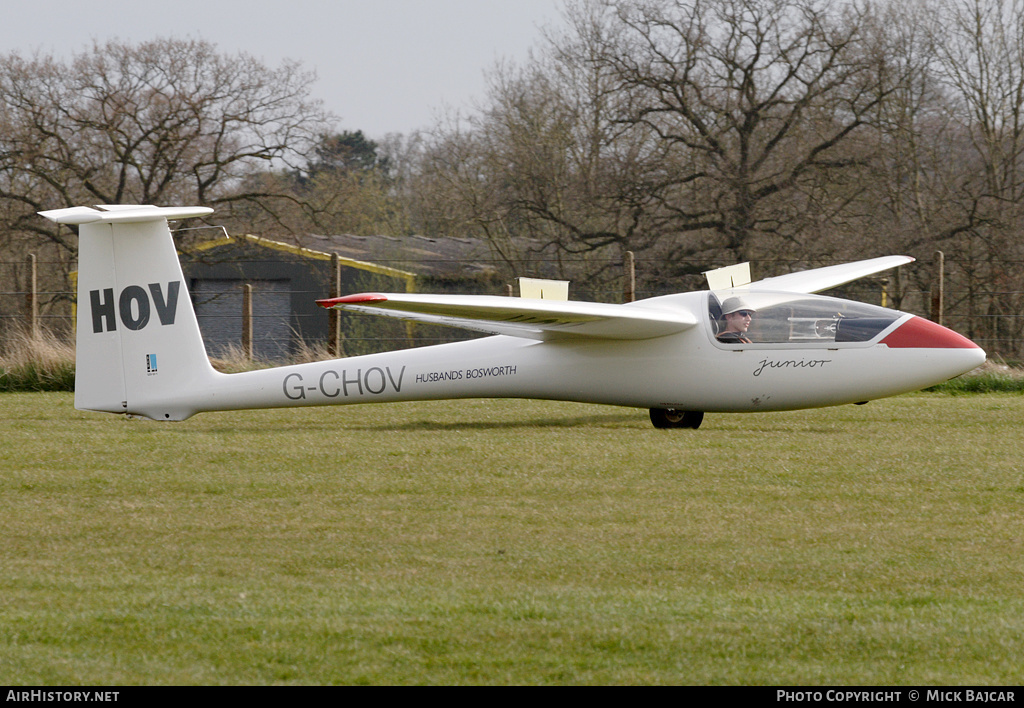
[316,293,389,309]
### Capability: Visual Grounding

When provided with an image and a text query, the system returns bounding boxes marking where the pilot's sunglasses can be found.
[736,310,754,318]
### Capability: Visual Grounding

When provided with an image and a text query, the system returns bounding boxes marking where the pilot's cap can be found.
[721,296,757,316]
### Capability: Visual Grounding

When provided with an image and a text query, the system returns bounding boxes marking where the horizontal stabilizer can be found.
[39,204,213,225]
[318,293,698,341]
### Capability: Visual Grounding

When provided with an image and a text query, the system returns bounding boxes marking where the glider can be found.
[40,204,985,427]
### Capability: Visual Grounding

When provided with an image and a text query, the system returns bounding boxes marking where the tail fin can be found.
[40,205,216,419]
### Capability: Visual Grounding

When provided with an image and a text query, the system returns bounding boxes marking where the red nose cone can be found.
[881,316,979,349]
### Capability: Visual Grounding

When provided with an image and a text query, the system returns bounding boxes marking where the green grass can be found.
[2,393,1023,684]
[928,371,1024,394]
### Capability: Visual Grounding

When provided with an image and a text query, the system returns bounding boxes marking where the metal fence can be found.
[2,255,1022,362]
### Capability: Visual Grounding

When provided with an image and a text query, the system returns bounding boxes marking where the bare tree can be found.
[0,38,334,256]
[600,0,903,264]
[921,0,1024,353]
[414,2,680,297]
[416,0,908,297]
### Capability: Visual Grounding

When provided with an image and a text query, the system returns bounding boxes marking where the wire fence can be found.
[2,254,1022,362]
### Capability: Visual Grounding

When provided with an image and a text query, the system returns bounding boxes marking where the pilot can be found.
[717,297,756,343]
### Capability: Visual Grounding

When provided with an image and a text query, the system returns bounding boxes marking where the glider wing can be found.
[317,293,698,341]
[748,256,914,294]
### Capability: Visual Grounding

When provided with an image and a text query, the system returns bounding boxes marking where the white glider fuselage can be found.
[152,292,981,421]
[42,205,985,423]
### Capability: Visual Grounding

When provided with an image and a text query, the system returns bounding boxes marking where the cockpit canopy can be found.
[709,291,903,345]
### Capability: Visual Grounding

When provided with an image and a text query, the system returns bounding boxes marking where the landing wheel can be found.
[649,408,704,429]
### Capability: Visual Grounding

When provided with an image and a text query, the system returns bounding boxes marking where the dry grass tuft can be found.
[288,337,336,365]
[207,343,270,373]
[930,358,1024,393]
[0,327,76,391]
[208,338,338,373]
[972,358,1024,378]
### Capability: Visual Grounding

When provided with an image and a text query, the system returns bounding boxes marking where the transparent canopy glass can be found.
[709,292,902,345]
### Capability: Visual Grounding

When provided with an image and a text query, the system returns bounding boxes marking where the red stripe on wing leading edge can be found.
[881,316,979,349]
[316,293,389,309]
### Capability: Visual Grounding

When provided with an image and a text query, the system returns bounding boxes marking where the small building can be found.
[180,232,505,360]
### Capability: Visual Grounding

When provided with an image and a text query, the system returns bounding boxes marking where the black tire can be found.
[649,408,704,429]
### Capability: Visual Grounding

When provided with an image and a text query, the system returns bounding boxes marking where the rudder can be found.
[40,205,216,419]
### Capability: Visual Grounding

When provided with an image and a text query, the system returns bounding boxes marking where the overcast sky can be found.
[1,0,565,138]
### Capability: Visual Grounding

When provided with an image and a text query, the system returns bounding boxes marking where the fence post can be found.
[623,251,636,303]
[328,253,342,357]
[26,253,39,337]
[504,283,513,297]
[242,283,253,361]
[930,250,944,324]
[894,265,902,310]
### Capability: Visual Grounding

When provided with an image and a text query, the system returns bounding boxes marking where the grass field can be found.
[1,392,1022,685]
